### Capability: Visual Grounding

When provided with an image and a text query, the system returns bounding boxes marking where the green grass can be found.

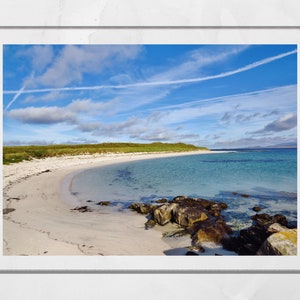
[3,142,209,164]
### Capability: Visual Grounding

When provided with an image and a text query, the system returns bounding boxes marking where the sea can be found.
[67,148,297,231]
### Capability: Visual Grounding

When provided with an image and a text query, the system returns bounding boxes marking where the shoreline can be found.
[3,150,223,256]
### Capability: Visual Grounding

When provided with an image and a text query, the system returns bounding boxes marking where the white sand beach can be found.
[3,150,214,256]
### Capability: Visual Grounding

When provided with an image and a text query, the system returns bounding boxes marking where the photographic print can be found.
[3,44,297,257]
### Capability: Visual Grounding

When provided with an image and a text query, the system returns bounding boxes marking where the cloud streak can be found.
[4,49,296,97]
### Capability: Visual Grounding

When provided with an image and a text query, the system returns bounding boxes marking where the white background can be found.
[1,0,300,299]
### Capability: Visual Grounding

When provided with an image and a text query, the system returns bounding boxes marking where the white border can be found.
[0,27,299,272]
[0,0,300,27]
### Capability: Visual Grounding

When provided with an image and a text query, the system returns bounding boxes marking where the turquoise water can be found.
[69,149,297,228]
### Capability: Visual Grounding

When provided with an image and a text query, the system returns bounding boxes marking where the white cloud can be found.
[19,45,54,73]
[7,106,77,124]
[31,45,142,88]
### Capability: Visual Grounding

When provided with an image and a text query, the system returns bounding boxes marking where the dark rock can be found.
[232,192,250,198]
[240,193,250,198]
[251,213,273,228]
[172,205,209,227]
[162,228,189,237]
[129,203,156,214]
[192,219,232,244]
[153,203,177,225]
[7,197,20,201]
[187,245,205,253]
[3,208,16,215]
[273,214,288,227]
[130,196,231,252]
[96,201,111,206]
[71,206,92,212]
[173,195,189,202]
[155,198,168,204]
[145,219,156,230]
[251,213,288,228]
[253,206,262,212]
[197,198,214,209]
[222,213,293,255]
[186,251,199,255]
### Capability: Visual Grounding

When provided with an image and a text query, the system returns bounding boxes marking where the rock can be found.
[7,197,20,201]
[153,203,177,225]
[267,223,289,233]
[240,193,249,198]
[155,198,168,204]
[192,220,232,244]
[186,251,199,255]
[3,208,16,215]
[173,206,209,227]
[272,214,288,227]
[223,213,294,255]
[129,203,156,214]
[162,228,188,237]
[144,219,156,230]
[71,206,92,212]
[187,245,205,253]
[173,195,189,202]
[196,198,214,209]
[253,206,262,212]
[257,229,297,255]
[251,213,273,227]
[96,201,111,206]
[251,213,288,228]
[130,196,231,250]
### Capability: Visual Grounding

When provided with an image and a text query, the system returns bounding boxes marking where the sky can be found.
[3,44,297,149]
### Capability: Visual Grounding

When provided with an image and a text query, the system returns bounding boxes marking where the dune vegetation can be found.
[3,142,209,164]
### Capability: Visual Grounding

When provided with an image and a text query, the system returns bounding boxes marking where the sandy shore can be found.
[3,150,217,256]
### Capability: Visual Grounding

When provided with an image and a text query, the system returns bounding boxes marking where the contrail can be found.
[4,71,35,111]
[4,85,26,111]
[3,49,297,97]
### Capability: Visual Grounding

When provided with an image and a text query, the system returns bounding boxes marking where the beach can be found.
[3,150,212,256]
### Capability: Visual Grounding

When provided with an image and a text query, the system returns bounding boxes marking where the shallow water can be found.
[68,148,297,230]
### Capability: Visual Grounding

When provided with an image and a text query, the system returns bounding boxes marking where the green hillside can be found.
[3,142,209,164]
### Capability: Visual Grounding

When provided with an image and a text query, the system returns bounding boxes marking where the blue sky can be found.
[3,44,297,148]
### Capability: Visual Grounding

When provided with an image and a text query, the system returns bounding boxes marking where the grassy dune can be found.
[3,142,209,164]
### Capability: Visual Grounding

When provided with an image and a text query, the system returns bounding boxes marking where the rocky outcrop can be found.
[222,213,295,255]
[131,196,231,247]
[130,196,297,256]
